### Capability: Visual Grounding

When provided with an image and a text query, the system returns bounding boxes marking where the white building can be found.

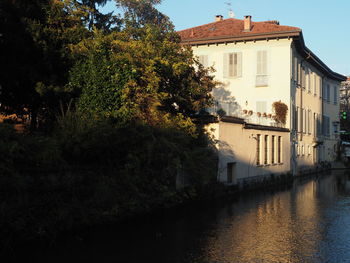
[179,15,346,183]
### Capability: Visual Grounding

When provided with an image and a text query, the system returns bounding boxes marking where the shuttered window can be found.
[307,69,311,93]
[256,50,268,86]
[301,67,306,89]
[327,85,330,102]
[223,52,242,78]
[293,105,298,132]
[323,115,330,136]
[334,86,338,105]
[313,74,317,95]
[293,57,298,82]
[297,62,301,86]
[308,110,312,134]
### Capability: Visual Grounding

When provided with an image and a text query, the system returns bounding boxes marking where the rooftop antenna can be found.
[225,2,235,18]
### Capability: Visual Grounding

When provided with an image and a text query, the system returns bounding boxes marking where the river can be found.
[15,170,350,262]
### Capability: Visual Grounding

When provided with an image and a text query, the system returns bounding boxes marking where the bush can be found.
[0,116,218,246]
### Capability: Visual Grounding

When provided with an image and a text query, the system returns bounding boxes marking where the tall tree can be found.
[0,0,89,128]
[81,0,119,32]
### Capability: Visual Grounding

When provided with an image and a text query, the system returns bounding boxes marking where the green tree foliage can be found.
[81,0,121,31]
[0,0,89,127]
[115,0,173,33]
[69,25,215,132]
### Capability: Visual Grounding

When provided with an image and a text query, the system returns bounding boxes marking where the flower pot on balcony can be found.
[257,112,261,117]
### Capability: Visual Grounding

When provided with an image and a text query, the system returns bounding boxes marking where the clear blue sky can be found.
[102,0,350,76]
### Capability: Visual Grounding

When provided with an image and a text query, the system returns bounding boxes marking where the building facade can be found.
[179,15,346,182]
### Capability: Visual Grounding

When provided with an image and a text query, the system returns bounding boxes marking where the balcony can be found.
[239,111,285,128]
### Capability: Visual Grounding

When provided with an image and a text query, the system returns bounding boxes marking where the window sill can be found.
[255,85,268,88]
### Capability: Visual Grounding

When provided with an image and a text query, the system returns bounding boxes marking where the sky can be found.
[101,0,350,76]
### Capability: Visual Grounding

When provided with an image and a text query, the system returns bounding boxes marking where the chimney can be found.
[244,15,252,32]
[215,15,224,22]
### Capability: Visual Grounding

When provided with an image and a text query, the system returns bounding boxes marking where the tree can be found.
[80,0,121,32]
[68,23,215,132]
[0,0,89,128]
[115,0,172,30]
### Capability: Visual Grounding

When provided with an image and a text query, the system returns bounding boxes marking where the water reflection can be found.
[196,172,350,263]
[17,171,350,263]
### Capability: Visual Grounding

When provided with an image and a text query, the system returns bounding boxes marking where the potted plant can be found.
[243,109,248,114]
[262,112,267,117]
[248,110,253,115]
[257,112,261,117]
[272,101,288,125]
[267,113,272,118]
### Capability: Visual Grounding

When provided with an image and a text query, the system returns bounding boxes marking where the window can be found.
[198,55,208,68]
[293,105,298,132]
[223,52,242,78]
[297,62,301,86]
[301,144,305,156]
[308,110,312,134]
[264,135,268,164]
[306,69,311,93]
[302,108,306,134]
[323,115,330,136]
[333,123,338,134]
[309,71,313,94]
[324,84,331,102]
[327,84,330,102]
[293,57,298,82]
[301,67,306,89]
[308,145,311,155]
[334,86,338,105]
[313,113,317,136]
[256,50,268,86]
[317,114,322,136]
[271,136,275,164]
[313,74,317,96]
[256,134,261,165]
[278,136,282,163]
[297,106,301,133]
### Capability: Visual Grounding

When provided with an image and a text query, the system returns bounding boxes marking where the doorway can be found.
[227,162,236,184]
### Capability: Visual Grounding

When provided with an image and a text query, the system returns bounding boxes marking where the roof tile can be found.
[178,18,301,41]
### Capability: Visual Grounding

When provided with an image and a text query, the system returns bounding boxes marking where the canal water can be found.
[16,170,350,262]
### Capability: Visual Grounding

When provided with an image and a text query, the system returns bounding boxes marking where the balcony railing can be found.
[239,111,285,127]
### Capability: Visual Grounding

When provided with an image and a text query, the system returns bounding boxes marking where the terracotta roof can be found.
[178,18,301,42]
[177,17,346,82]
